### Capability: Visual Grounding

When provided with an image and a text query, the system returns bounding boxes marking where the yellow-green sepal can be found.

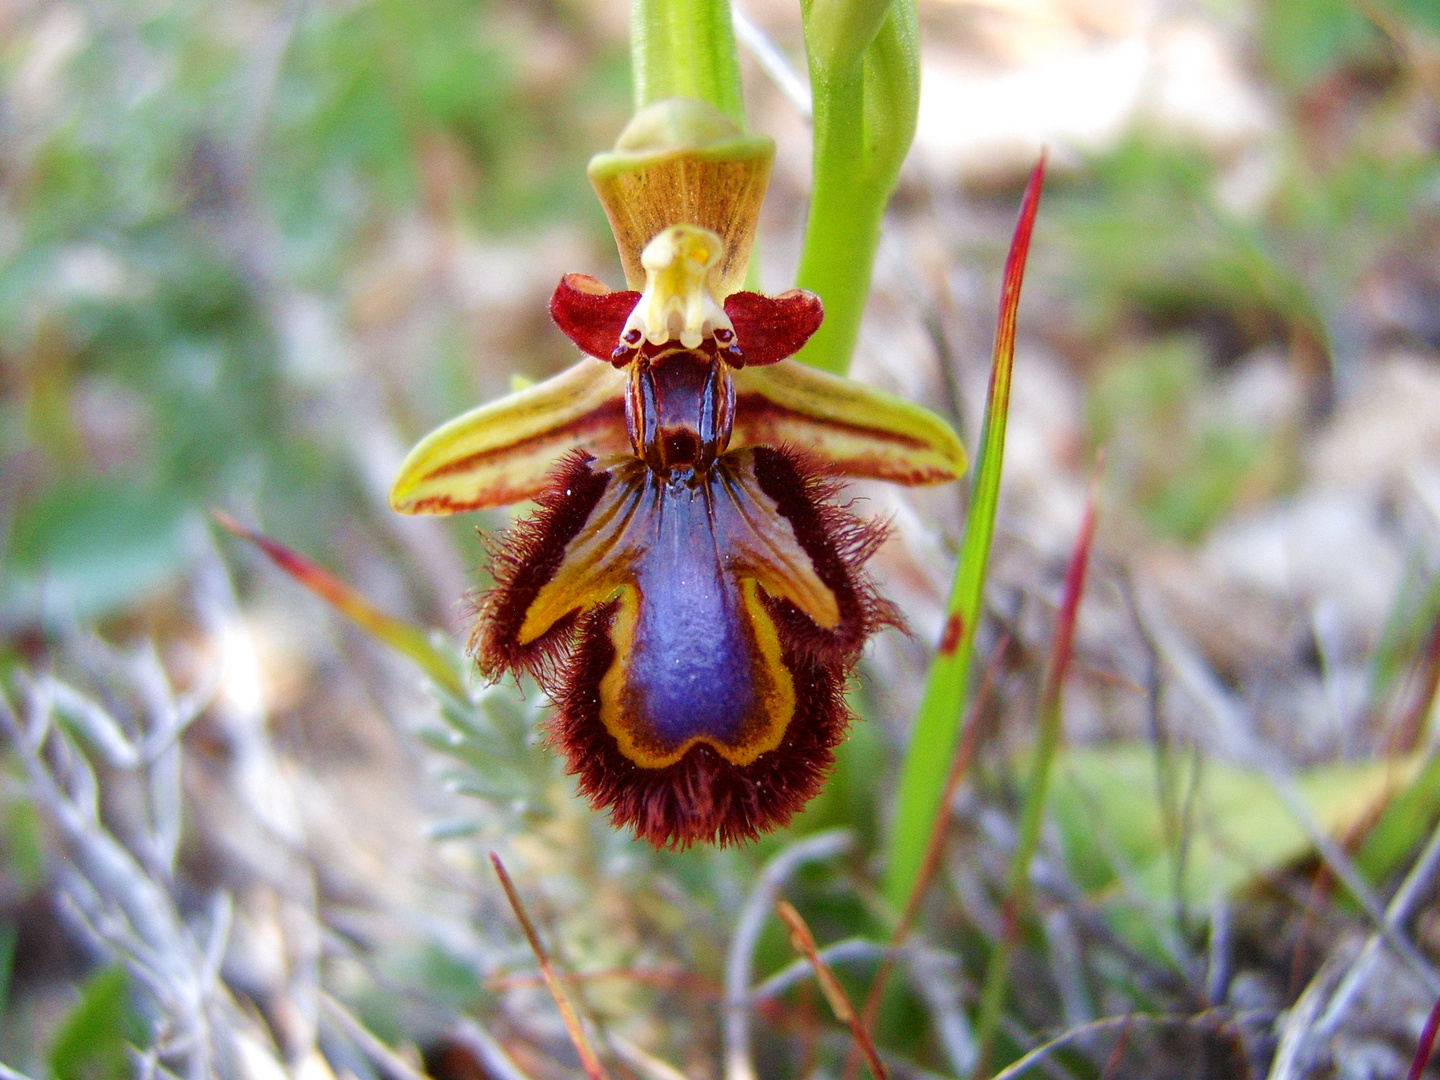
[390,359,629,514]
[731,362,966,486]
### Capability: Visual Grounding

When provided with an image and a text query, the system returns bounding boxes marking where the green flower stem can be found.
[806,0,898,74]
[631,0,746,126]
[795,0,919,375]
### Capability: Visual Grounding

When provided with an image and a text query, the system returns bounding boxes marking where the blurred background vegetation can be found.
[2,0,633,635]
[2,0,1440,1076]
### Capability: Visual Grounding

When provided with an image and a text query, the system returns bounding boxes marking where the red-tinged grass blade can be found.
[972,459,1102,1080]
[1397,603,1440,751]
[895,633,1013,938]
[1407,991,1440,1080]
[884,153,1047,911]
[490,853,611,1080]
[1354,594,1440,889]
[842,634,1013,1080]
[213,511,466,699]
[775,901,890,1080]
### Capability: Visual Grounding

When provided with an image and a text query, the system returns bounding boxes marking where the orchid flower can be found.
[390,100,966,848]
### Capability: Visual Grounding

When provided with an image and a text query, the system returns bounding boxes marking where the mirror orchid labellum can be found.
[391,101,967,847]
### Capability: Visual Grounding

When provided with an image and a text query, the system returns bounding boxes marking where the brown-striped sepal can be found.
[389,359,628,514]
[732,361,968,486]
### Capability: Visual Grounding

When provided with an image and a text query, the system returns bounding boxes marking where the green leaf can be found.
[0,925,16,1023]
[48,965,139,1080]
[2,481,190,627]
[1367,566,1440,718]
[972,468,1100,1072]
[1,795,45,896]
[1354,753,1440,887]
[1052,745,1427,914]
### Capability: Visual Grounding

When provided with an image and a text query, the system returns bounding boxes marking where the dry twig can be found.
[490,853,610,1080]
[777,901,889,1080]
[723,829,853,1080]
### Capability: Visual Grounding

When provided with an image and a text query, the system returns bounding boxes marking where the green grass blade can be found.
[883,155,1046,910]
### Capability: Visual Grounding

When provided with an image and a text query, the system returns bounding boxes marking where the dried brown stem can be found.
[490,853,610,1080]
[777,900,889,1080]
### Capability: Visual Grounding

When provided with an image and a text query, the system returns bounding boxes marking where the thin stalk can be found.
[777,901,890,1080]
[794,0,919,374]
[1407,993,1440,1080]
[491,854,610,1080]
[971,465,1102,1079]
[631,0,745,125]
[1397,601,1440,750]
[213,511,466,698]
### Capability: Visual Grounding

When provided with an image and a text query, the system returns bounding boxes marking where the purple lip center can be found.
[626,474,758,750]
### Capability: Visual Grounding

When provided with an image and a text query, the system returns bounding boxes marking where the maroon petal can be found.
[551,600,853,848]
[723,289,824,366]
[548,273,642,364]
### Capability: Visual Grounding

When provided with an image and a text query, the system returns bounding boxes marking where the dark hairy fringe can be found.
[750,445,902,664]
[548,601,854,849]
[471,444,897,846]
[468,450,608,689]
